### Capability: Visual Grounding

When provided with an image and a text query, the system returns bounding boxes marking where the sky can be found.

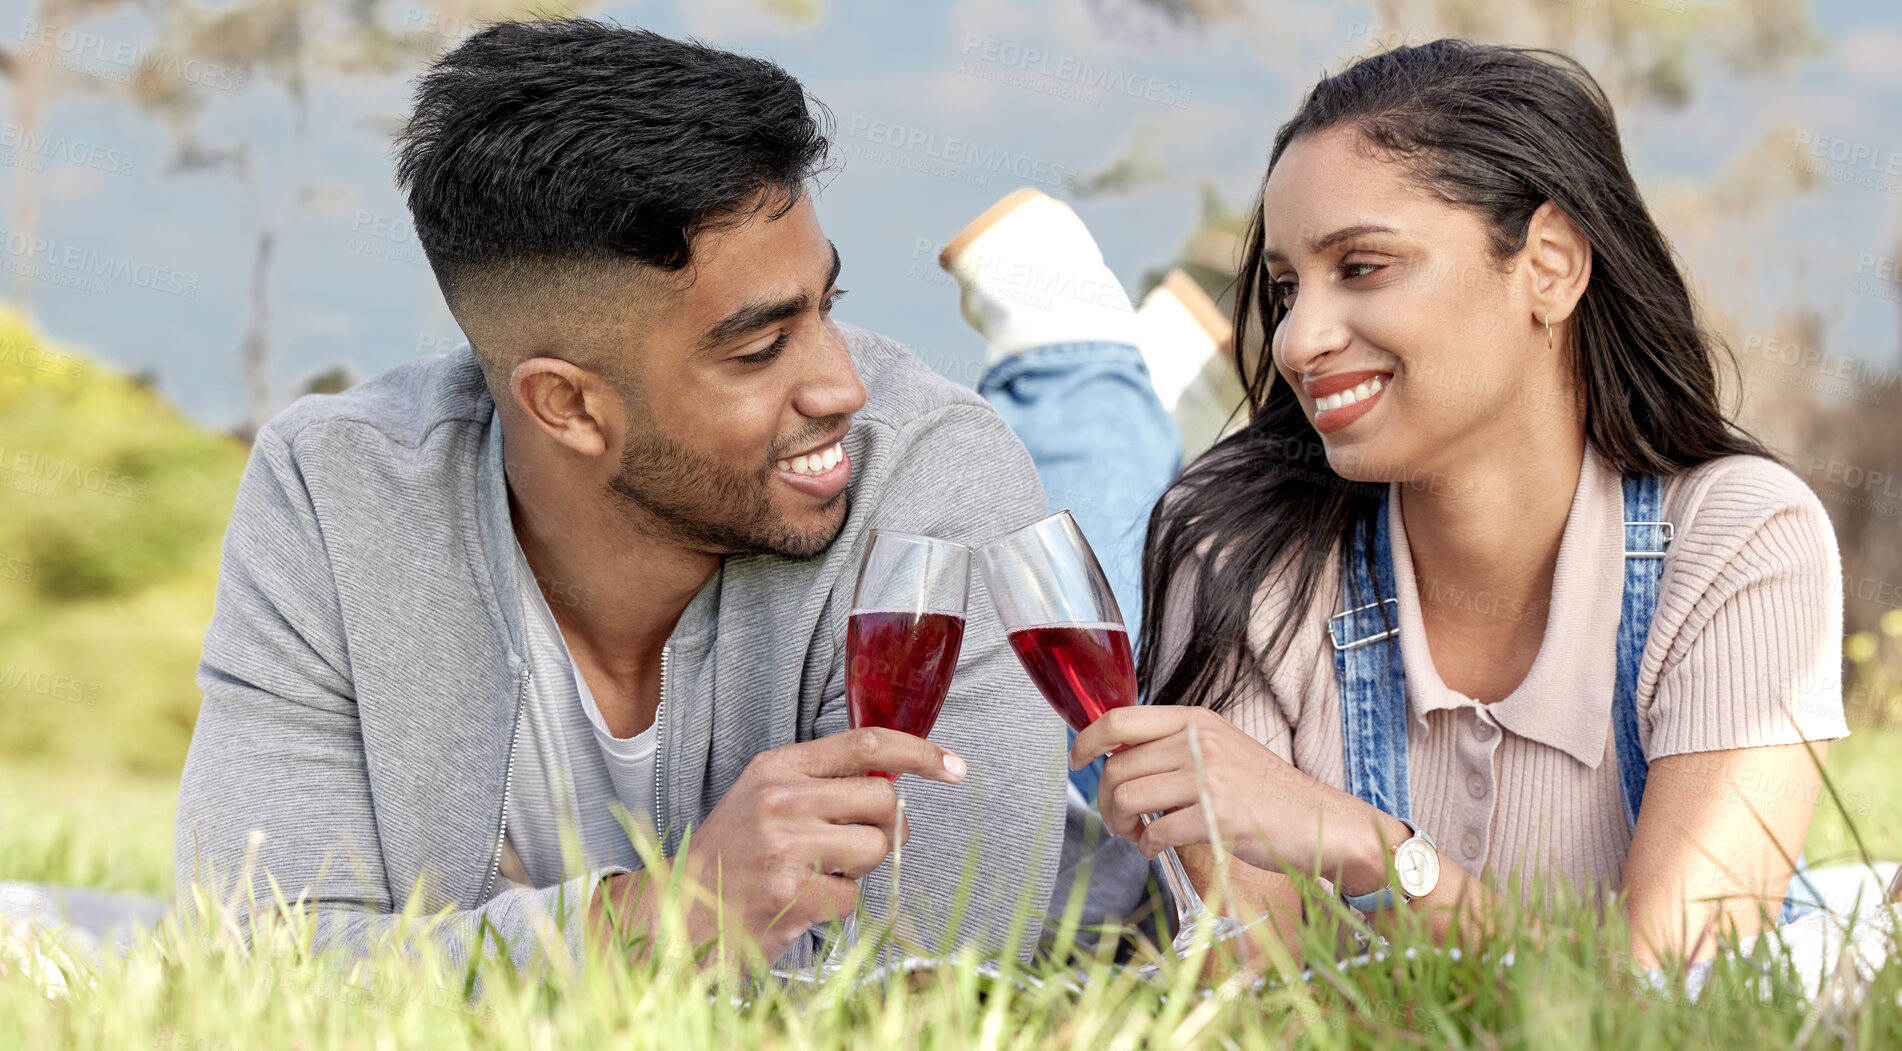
[2,0,1899,430]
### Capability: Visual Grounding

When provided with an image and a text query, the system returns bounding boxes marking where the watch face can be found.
[1395,838,1440,899]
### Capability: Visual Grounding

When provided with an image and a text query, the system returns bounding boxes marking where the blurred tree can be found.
[1075,0,1821,299]
[0,308,248,774]
[758,0,823,26]
[298,363,357,396]
[1103,0,1823,285]
[123,0,602,440]
[1070,125,1168,200]
[0,0,140,304]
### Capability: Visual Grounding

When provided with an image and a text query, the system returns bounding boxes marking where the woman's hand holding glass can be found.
[1071,705,1410,899]
[977,510,1263,956]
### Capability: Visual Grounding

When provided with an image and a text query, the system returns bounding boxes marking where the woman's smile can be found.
[1303,369,1392,434]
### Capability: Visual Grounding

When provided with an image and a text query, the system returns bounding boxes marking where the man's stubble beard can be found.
[606,422,848,561]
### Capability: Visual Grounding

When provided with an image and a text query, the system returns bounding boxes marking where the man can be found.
[174,18,1068,970]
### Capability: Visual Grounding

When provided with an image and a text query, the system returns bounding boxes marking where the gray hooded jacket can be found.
[173,324,1070,970]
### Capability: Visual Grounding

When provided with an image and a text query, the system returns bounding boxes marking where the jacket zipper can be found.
[654,645,670,851]
[481,664,530,902]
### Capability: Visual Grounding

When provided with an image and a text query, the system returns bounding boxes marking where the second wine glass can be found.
[976,510,1253,961]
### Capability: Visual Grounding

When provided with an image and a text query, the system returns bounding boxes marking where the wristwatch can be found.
[1340,819,1440,912]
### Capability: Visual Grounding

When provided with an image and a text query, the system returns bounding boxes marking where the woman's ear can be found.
[1525,200,1593,327]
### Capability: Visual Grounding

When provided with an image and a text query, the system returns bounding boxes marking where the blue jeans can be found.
[978,341,1183,800]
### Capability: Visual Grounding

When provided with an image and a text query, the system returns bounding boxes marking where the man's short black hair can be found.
[395,18,833,305]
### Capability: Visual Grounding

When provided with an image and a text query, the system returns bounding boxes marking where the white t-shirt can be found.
[498,543,658,890]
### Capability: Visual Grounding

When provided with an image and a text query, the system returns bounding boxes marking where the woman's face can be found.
[1260,127,1576,488]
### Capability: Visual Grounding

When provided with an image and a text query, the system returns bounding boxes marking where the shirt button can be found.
[1474,720,1495,741]
[1467,772,1487,798]
[1462,833,1482,859]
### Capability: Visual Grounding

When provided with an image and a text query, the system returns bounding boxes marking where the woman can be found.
[1068,40,1851,969]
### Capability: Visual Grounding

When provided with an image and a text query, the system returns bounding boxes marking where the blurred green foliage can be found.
[0,307,247,776]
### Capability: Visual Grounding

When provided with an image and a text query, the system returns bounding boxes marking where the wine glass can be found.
[976,510,1253,961]
[823,529,970,970]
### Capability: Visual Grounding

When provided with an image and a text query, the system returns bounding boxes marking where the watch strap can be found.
[1340,820,1435,912]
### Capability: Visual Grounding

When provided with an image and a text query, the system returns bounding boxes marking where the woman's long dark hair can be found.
[1138,40,1769,713]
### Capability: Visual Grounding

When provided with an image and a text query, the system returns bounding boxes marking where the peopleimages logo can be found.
[1740,333,1898,404]
[0,229,199,299]
[843,116,1077,190]
[0,442,148,501]
[0,664,98,707]
[17,19,250,93]
[1853,253,1902,303]
[958,35,1193,109]
[1793,130,1902,176]
[345,210,430,268]
[0,337,88,380]
[1790,130,1902,195]
[1802,456,1902,497]
[0,122,134,176]
[1800,455,1902,518]
[908,238,1129,312]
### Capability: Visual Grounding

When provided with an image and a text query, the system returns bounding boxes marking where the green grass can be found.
[2,843,1897,1050]
[1804,726,1902,869]
[2,692,1897,1050]
[0,762,177,897]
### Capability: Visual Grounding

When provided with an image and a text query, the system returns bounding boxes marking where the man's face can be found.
[605,195,866,559]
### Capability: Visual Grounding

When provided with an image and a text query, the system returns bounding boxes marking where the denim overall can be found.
[1326,475,1821,923]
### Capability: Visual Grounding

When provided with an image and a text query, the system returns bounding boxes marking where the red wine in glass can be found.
[1005,621,1134,734]
[824,529,970,971]
[846,609,967,779]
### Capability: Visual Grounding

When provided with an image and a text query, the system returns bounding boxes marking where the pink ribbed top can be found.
[1194,445,1848,903]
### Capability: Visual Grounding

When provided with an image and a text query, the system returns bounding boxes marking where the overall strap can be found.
[1328,480,1665,828]
[1329,492,1411,821]
[1614,475,1820,923]
[1614,475,1671,832]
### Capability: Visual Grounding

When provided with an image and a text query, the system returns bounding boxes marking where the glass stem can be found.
[821,879,862,972]
[839,893,862,950]
[1138,814,1212,927]
[822,794,904,973]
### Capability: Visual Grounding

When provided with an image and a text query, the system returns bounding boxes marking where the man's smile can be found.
[773,438,851,498]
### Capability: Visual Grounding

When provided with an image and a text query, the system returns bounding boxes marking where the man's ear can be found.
[1525,200,1593,327]
[509,357,625,459]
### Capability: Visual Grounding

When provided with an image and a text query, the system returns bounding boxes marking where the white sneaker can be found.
[938,188,1138,365]
[939,193,1248,458]
[1138,269,1246,459]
